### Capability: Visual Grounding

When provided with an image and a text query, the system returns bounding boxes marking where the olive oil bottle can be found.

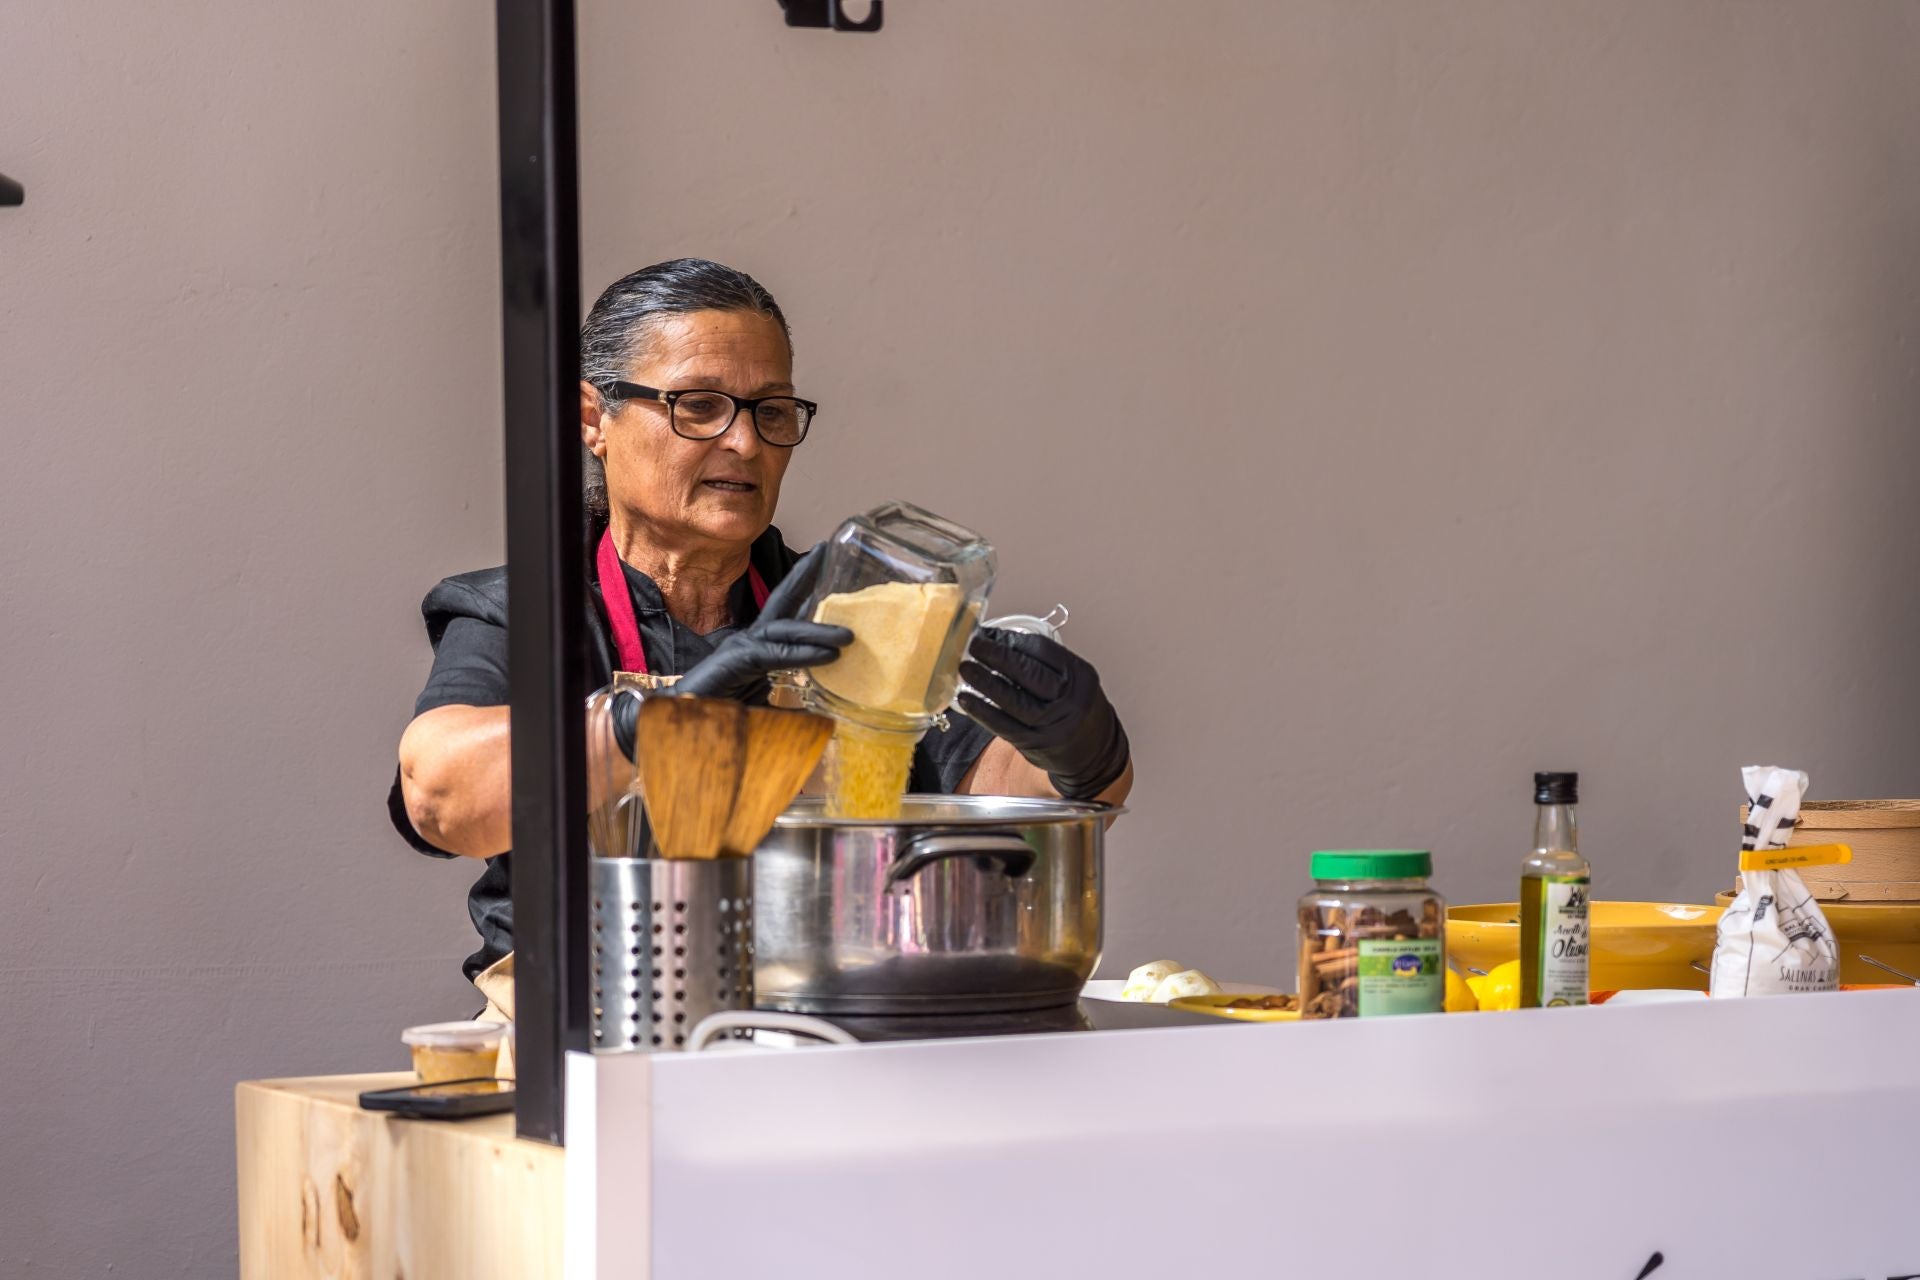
[1521,771,1590,1007]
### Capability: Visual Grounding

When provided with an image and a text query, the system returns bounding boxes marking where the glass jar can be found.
[1297,850,1445,1018]
[801,501,996,731]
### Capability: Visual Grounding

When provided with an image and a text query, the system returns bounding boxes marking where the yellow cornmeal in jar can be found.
[824,720,919,819]
[812,582,965,716]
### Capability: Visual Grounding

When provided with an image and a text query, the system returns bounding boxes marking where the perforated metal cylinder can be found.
[589,857,755,1053]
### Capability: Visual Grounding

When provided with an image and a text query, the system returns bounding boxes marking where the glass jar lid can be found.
[1309,849,1433,880]
[401,1020,509,1049]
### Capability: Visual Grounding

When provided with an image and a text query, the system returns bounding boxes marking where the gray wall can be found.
[3,0,1919,1274]
[1,2,498,1274]
[581,0,1920,977]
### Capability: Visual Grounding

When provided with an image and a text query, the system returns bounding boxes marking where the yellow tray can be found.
[1448,901,1720,992]
[1168,994,1301,1022]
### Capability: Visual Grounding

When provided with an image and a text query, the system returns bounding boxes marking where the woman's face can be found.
[582,308,796,550]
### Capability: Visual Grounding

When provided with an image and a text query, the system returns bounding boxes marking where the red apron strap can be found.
[597,528,649,674]
[597,528,775,676]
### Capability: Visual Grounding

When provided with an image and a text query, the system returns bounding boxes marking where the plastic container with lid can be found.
[1297,850,1446,1018]
[801,501,996,732]
[402,1020,508,1083]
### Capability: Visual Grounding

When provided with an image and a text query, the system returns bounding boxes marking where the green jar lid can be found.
[1309,849,1432,880]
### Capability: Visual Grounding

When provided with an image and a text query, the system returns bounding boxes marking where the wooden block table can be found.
[236,1074,562,1279]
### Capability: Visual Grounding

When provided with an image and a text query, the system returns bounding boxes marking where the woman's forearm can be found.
[399,703,639,858]
[960,739,1134,810]
[1092,756,1134,808]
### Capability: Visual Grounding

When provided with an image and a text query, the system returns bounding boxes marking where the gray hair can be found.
[579,258,792,527]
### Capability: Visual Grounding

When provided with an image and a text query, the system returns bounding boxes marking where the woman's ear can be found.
[580,381,610,458]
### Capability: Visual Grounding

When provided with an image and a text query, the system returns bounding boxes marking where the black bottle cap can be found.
[1534,772,1579,805]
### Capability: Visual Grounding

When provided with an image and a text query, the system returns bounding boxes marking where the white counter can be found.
[567,990,1920,1279]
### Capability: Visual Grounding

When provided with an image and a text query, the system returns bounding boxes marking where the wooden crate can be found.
[236,1074,563,1280]
[1741,799,1920,902]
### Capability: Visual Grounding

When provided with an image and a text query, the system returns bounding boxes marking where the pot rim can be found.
[773,792,1125,828]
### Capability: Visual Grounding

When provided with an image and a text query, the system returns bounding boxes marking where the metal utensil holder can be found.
[591,857,754,1053]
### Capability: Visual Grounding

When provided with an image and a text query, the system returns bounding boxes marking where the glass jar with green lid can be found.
[1297,850,1445,1018]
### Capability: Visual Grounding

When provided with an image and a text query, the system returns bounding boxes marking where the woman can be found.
[390,258,1134,989]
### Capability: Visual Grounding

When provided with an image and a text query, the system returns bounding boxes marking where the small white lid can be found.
[402,1019,508,1049]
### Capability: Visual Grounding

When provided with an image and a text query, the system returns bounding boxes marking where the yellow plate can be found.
[1447,901,1721,992]
[1168,994,1301,1022]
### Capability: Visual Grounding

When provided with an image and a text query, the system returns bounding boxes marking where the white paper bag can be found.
[1709,766,1840,997]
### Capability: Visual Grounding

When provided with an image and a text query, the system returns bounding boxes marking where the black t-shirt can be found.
[388,524,994,980]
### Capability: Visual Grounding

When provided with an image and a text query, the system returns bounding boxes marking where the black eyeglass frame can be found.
[596,380,817,446]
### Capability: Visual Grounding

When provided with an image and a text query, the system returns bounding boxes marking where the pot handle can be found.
[685,1010,860,1052]
[886,832,1036,889]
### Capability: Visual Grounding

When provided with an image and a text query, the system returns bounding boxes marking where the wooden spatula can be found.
[634,696,747,860]
[722,706,836,857]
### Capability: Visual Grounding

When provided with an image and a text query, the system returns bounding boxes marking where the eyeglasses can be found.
[596,380,816,447]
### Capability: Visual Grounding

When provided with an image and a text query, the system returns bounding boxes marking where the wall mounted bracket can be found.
[779,0,882,32]
[0,172,22,206]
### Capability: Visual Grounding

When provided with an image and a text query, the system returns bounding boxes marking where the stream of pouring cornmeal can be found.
[823,720,919,819]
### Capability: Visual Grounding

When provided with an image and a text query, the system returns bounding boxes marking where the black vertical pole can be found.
[495,0,588,1144]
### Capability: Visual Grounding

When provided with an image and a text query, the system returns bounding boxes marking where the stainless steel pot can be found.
[752,794,1113,1014]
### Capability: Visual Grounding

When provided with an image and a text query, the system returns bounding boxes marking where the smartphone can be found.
[358,1078,516,1119]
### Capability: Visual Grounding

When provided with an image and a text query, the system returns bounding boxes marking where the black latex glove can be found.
[956,627,1131,801]
[610,545,850,758]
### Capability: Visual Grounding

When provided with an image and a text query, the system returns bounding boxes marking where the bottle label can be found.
[1357,938,1443,1016]
[1532,874,1590,1006]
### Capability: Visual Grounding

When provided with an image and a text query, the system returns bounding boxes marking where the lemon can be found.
[1444,967,1479,1012]
[1473,960,1523,1011]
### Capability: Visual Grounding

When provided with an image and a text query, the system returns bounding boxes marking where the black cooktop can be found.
[791,999,1223,1043]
